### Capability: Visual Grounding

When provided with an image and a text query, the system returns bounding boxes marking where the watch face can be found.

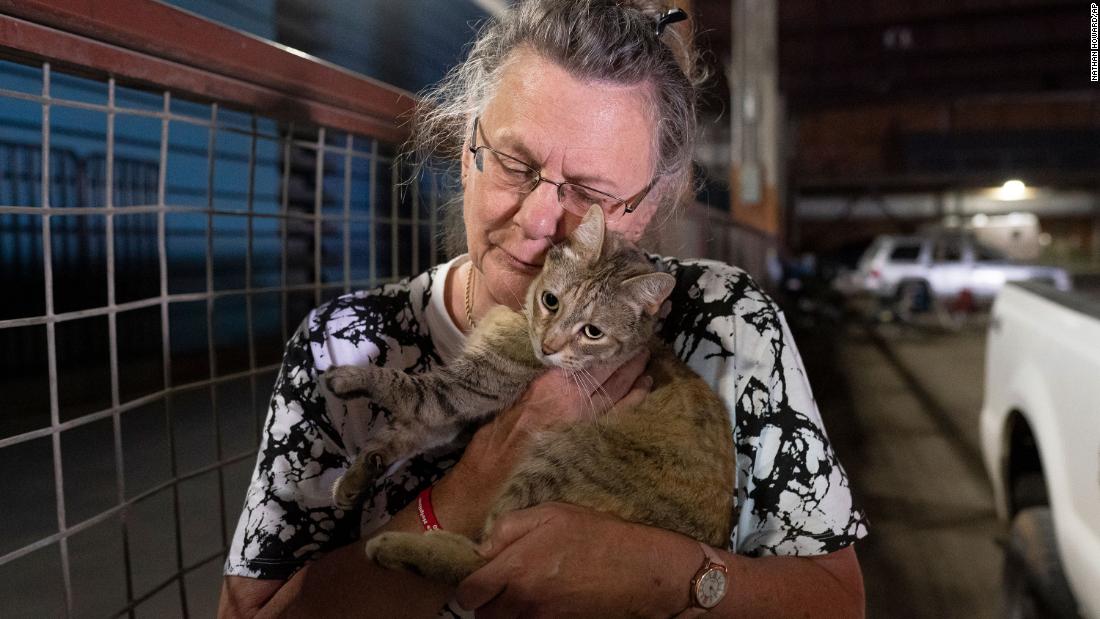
[696,568,727,608]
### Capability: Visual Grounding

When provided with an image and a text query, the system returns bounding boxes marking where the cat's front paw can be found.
[366,529,485,586]
[323,365,373,400]
[331,452,386,510]
[365,532,419,573]
[331,472,360,511]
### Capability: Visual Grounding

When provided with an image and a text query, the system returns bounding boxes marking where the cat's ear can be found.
[621,272,676,316]
[569,205,605,263]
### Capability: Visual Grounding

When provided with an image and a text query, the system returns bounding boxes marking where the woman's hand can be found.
[454,502,699,619]
[454,505,868,619]
[432,349,652,537]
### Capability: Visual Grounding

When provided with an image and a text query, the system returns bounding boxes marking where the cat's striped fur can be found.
[323,206,735,585]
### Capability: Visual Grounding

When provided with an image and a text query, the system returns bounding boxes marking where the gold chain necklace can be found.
[463,261,476,330]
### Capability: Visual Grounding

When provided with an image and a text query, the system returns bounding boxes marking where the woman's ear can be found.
[617,196,659,243]
[460,146,470,188]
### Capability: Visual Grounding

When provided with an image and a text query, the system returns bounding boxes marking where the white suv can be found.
[846,233,1071,308]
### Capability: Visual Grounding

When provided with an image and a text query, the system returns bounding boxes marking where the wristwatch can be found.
[676,542,728,617]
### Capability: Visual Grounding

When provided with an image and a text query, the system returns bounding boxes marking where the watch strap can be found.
[697,543,726,572]
[674,542,728,618]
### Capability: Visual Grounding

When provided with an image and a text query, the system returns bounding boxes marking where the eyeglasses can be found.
[468,117,652,221]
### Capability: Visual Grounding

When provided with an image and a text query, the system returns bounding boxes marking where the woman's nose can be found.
[513,181,566,241]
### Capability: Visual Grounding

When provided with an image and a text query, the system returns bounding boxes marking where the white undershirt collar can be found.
[423,254,468,364]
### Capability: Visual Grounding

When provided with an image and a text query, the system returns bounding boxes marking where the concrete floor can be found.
[797,316,1003,619]
[0,374,264,618]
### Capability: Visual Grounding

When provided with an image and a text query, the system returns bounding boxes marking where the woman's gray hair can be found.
[408,0,706,213]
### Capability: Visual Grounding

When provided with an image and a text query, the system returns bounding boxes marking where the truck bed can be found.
[981,280,1100,617]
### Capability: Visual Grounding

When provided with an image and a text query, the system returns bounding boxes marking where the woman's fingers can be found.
[589,348,650,414]
[607,373,653,417]
[504,347,654,430]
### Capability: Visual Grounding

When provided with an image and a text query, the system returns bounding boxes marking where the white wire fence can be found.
[0,58,449,617]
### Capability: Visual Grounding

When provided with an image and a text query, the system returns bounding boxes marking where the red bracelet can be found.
[416,486,442,531]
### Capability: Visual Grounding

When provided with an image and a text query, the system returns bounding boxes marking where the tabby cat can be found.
[322,205,735,585]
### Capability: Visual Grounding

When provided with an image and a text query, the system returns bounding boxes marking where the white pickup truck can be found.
[980,281,1100,618]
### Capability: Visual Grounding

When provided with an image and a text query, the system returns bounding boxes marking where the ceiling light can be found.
[998,179,1027,201]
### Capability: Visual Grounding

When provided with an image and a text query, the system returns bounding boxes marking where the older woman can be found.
[219,1,868,617]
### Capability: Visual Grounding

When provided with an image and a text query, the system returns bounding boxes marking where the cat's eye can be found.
[541,290,559,311]
[582,324,603,339]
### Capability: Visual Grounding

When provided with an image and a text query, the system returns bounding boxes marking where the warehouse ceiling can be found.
[695,0,1090,111]
[692,0,1099,193]
[781,0,1087,111]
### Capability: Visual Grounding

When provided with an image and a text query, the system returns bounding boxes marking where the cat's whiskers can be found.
[577,367,609,407]
[501,279,526,310]
[566,370,594,416]
[566,369,602,432]
[573,368,610,435]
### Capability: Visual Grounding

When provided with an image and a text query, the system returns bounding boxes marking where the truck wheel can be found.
[1011,473,1047,512]
[1001,507,1078,619]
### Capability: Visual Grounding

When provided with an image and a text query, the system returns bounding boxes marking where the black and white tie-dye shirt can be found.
[225,254,869,588]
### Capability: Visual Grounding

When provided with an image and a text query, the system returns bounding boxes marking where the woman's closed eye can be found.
[563,184,612,210]
[502,162,532,177]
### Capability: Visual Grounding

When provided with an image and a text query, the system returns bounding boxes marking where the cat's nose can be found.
[541,334,567,356]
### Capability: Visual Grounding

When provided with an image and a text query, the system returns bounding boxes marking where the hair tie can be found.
[655,7,688,36]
